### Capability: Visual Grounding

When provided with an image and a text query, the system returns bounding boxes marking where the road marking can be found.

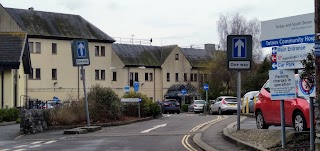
[140,124,167,133]
[167,115,171,117]
[44,140,57,144]
[13,149,26,151]
[30,141,43,145]
[190,116,222,132]
[13,145,28,148]
[29,144,42,148]
[0,149,10,151]
[181,135,197,151]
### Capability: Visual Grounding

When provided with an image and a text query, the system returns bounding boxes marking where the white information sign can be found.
[276,61,304,69]
[298,70,316,97]
[228,61,250,69]
[269,70,296,100]
[121,98,140,103]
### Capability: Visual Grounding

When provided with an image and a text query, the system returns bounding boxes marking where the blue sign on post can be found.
[232,38,246,58]
[53,96,59,103]
[124,86,130,93]
[77,41,86,57]
[134,82,139,92]
[181,89,187,95]
[203,83,209,91]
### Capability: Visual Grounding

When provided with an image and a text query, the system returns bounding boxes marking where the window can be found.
[135,73,139,81]
[52,69,57,80]
[199,74,203,82]
[101,46,105,56]
[194,74,197,82]
[35,42,41,53]
[95,70,99,80]
[80,69,85,80]
[149,73,153,81]
[175,54,179,60]
[145,73,148,81]
[175,73,179,82]
[130,72,138,86]
[52,43,57,54]
[35,68,41,79]
[190,74,194,81]
[112,72,117,81]
[29,68,34,79]
[184,73,187,82]
[167,73,170,82]
[28,42,34,53]
[101,70,105,80]
[95,46,99,56]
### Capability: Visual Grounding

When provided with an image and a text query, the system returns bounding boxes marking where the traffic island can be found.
[63,126,102,134]
[64,128,88,134]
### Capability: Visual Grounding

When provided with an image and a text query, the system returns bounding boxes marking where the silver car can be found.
[188,100,206,113]
[209,96,238,115]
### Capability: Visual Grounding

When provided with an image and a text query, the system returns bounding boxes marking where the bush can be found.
[87,85,123,122]
[148,102,161,118]
[182,104,189,112]
[123,91,158,117]
[0,108,20,122]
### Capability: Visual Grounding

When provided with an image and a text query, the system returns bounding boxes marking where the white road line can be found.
[167,115,171,117]
[44,140,57,144]
[0,149,10,151]
[13,149,26,151]
[140,123,167,133]
[29,144,42,148]
[13,145,28,148]
[30,141,43,145]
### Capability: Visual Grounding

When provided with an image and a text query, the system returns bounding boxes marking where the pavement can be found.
[0,123,20,141]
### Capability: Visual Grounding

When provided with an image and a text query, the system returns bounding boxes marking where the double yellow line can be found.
[181,116,226,151]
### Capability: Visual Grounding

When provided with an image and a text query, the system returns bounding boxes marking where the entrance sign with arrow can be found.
[72,39,90,66]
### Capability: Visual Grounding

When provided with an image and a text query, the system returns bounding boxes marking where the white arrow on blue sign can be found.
[233,38,246,58]
[181,89,187,95]
[77,41,86,57]
[203,84,209,91]
[272,47,277,55]
[134,82,139,92]
[272,62,277,70]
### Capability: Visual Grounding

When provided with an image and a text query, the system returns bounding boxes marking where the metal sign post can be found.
[203,84,209,115]
[280,99,286,149]
[71,39,91,127]
[227,35,252,131]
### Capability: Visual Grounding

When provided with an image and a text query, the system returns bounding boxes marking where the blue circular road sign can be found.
[181,89,187,95]
[203,84,209,91]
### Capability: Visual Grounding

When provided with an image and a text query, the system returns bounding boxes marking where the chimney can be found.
[28,7,34,10]
[204,44,215,51]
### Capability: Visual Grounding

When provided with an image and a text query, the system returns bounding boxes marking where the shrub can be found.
[148,102,161,118]
[87,85,123,122]
[0,108,20,122]
[122,91,155,117]
[182,104,189,112]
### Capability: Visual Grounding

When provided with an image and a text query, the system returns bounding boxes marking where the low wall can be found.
[20,109,48,134]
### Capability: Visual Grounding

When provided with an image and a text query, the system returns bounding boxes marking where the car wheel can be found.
[218,108,223,115]
[177,111,180,114]
[294,111,307,131]
[209,109,213,115]
[256,111,269,129]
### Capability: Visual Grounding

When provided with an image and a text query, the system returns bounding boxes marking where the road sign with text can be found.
[227,35,252,70]
[71,39,90,66]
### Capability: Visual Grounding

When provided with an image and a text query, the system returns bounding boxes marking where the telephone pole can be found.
[314,1,320,150]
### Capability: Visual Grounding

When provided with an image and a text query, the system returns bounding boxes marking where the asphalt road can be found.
[0,113,233,151]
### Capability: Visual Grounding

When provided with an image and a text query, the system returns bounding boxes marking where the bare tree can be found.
[217,13,262,62]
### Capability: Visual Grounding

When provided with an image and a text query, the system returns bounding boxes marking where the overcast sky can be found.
[1,0,314,47]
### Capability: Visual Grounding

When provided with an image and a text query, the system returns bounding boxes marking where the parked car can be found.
[209,96,238,115]
[162,99,180,114]
[255,76,311,131]
[188,100,206,113]
[242,91,259,113]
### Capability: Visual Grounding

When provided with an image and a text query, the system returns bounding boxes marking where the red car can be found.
[255,77,311,131]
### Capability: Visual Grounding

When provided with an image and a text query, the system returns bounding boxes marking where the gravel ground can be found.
[229,129,310,150]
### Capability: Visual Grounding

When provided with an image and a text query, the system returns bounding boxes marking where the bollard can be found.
[246,97,249,113]
[241,98,245,113]
[253,96,257,105]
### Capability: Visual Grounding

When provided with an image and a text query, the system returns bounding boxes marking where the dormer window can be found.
[175,54,179,60]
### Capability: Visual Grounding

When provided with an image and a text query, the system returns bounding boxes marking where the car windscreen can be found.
[195,101,205,104]
[224,98,237,102]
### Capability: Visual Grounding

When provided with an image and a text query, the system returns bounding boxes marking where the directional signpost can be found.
[181,89,187,105]
[203,84,209,115]
[71,39,91,127]
[134,82,139,92]
[124,86,130,93]
[227,35,252,131]
[121,98,141,118]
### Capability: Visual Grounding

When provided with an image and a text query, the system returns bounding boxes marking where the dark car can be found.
[162,99,180,114]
